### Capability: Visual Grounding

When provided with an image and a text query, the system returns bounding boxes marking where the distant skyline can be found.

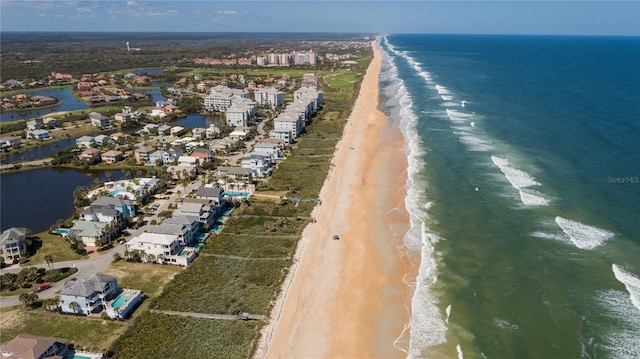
[1,1,638,36]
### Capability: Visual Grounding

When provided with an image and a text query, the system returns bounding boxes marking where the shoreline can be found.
[257,37,412,358]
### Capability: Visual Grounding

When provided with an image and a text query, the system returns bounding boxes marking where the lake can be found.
[1,87,89,122]
[0,168,125,232]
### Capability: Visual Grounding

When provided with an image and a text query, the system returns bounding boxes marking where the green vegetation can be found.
[0,308,126,352]
[27,231,87,265]
[111,312,257,359]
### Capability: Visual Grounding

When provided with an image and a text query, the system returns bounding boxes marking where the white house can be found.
[253,143,284,159]
[59,274,118,315]
[76,135,96,148]
[241,153,273,178]
[126,232,180,261]
[89,112,110,128]
[26,129,51,140]
[273,114,302,139]
[177,155,199,167]
[268,130,293,144]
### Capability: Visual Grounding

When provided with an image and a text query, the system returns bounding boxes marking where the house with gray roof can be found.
[91,197,135,217]
[195,187,225,205]
[67,220,115,247]
[0,227,27,262]
[59,273,118,315]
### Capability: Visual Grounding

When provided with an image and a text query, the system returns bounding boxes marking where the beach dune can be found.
[258,38,410,359]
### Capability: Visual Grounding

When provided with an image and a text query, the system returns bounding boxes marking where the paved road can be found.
[0,244,125,308]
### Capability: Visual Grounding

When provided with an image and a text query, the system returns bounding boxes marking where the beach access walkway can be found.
[151,309,267,321]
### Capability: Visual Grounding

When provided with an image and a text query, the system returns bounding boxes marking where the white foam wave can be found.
[456,344,464,359]
[435,84,450,94]
[445,304,452,323]
[383,37,448,357]
[519,189,550,206]
[491,156,540,189]
[458,134,493,152]
[595,289,640,358]
[446,109,473,121]
[440,101,459,107]
[461,100,468,107]
[612,264,640,311]
[554,216,614,250]
[441,95,454,101]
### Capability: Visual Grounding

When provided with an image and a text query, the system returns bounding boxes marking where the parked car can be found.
[118,239,126,245]
[34,283,52,293]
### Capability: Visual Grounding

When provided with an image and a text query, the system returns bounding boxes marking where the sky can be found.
[0,1,638,36]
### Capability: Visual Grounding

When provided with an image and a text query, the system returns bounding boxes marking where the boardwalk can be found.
[151,309,268,321]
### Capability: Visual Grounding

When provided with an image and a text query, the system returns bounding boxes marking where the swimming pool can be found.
[213,225,224,234]
[111,294,130,309]
[195,243,203,250]
[55,228,70,235]
[197,233,208,242]
[224,191,249,198]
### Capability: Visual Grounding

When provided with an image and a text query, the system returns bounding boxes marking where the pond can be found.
[1,87,90,122]
[0,168,125,233]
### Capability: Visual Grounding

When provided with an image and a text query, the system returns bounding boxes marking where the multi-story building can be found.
[254,87,285,109]
[0,228,27,263]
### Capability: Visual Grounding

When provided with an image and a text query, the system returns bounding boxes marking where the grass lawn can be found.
[101,261,185,299]
[28,231,86,265]
[0,307,127,352]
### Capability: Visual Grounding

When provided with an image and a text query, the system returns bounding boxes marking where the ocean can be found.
[379,34,640,358]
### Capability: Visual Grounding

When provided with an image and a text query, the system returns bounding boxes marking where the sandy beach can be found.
[258,38,411,358]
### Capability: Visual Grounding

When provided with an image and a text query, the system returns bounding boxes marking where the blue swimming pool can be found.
[111,294,130,309]
[55,228,70,235]
[213,225,224,234]
[197,233,208,242]
[224,191,249,198]
[195,243,203,250]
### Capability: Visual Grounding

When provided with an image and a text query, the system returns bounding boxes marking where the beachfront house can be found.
[217,166,253,182]
[0,227,28,263]
[254,143,284,160]
[177,202,216,229]
[59,273,118,315]
[0,335,68,359]
[126,232,196,266]
[241,153,273,177]
[195,186,225,206]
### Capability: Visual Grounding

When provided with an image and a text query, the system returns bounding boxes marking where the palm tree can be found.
[19,292,38,309]
[44,255,54,269]
[68,301,80,314]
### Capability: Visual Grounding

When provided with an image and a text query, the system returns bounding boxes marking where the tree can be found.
[19,292,38,309]
[68,301,80,314]
[43,297,59,312]
[44,255,54,269]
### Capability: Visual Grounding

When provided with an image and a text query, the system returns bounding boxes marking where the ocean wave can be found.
[554,216,614,250]
[612,264,640,312]
[594,289,640,358]
[383,36,448,357]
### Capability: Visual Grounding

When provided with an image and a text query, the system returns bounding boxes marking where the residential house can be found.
[273,113,302,139]
[177,202,216,229]
[0,334,68,359]
[79,148,101,162]
[134,145,155,164]
[126,232,194,265]
[26,120,42,131]
[0,136,22,149]
[191,127,206,140]
[153,215,199,245]
[169,126,185,136]
[26,129,51,140]
[42,117,58,128]
[91,197,136,217]
[89,112,110,128]
[205,124,221,139]
[101,150,123,164]
[241,153,273,177]
[110,132,129,143]
[163,147,184,164]
[191,148,214,163]
[80,205,123,226]
[76,136,96,148]
[67,220,116,247]
[183,197,224,221]
[94,134,110,146]
[100,178,159,202]
[148,109,167,118]
[157,124,171,136]
[217,166,253,182]
[59,273,118,315]
[254,143,284,159]
[114,112,132,124]
[0,227,27,262]
[228,130,247,141]
[148,150,164,165]
[195,186,225,206]
[177,155,199,167]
